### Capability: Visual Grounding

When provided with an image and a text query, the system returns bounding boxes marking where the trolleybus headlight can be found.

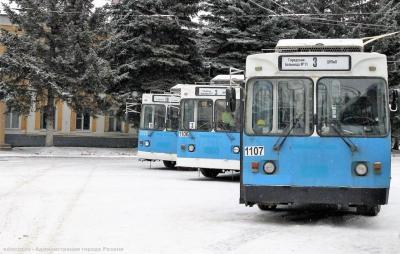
[232,146,240,154]
[188,144,195,152]
[263,161,276,174]
[144,140,151,147]
[355,163,368,176]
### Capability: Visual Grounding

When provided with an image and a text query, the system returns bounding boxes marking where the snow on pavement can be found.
[0,157,399,254]
[0,147,137,158]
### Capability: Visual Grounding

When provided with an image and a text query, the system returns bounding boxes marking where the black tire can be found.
[200,168,220,178]
[356,205,381,216]
[257,203,277,211]
[163,161,176,169]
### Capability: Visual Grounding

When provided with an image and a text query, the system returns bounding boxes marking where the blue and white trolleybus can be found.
[177,75,243,177]
[138,92,180,168]
[229,39,396,215]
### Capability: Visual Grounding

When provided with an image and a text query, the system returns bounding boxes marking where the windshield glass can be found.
[246,78,314,136]
[140,104,166,130]
[167,105,180,131]
[215,100,241,132]
[317,78,388,136]
[181,99,213,131]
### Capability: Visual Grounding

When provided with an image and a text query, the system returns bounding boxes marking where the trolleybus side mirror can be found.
[390,90,398,112]
[226,87,236,112]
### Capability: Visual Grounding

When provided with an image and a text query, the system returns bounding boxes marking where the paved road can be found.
[0,157,399,254]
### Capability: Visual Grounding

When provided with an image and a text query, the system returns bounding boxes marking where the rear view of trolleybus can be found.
[177,75,243,177]
[237,39,394,216]
[138,92,180,168]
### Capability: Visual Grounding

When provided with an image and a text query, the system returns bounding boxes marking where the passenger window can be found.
[252,80,273,134]
[215,100,241,132]
[181,99,213,131]
[140,104,166,130]
[197,100,213,131]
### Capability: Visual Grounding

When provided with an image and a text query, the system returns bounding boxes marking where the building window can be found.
[5,111,20,129]
[41,111,56,130]
[76,112,90,131]
[108,111,122,132]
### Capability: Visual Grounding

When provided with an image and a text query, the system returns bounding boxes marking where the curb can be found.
[0,154,138,159]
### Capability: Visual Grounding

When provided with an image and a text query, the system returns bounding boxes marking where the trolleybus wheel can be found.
[200,168,220,178]
[163,161,176,169]
[257,203,277,211]
[356,205,381,216]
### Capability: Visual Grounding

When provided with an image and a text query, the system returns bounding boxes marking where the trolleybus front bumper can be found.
[240,185,389,206]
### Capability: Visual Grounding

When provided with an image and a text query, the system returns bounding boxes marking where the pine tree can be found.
[202,0,400,84]
[0,0,113,146]
[101,0,204,96]
[200,0,328,75]
[358,0,400,86]
[200,0,274,75]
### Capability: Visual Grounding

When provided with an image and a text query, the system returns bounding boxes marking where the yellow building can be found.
[0,14,137,148]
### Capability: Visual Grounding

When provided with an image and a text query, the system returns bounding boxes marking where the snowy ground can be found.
[0,155,399,254]
[0,147,137,158]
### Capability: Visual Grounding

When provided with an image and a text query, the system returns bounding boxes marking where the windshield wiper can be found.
[273,119,299,152]
[330,124,358,153]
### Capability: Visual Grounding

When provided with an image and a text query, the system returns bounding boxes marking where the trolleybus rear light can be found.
[251,162,259,173]
[263,161,276,174]
[188,144,196,152]
[373,162,382,174]
[354,163,368,176]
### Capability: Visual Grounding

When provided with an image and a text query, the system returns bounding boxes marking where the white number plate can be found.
[244,146,265,156]
[179,131,190,137]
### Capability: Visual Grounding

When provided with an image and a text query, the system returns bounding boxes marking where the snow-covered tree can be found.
[0,0,113,146]
[202,0,400,82]
[200,0,325,75]
[200,0,273,75]
[101,0,204,95]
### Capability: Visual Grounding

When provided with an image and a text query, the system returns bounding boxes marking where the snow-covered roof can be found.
[210,75,245,84]
[170,84,187,94]
[276,39,364,52]
[277,39,364,48]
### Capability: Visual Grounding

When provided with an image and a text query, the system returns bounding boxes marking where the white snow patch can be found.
[0,157,398,254]
[0,147,137,158]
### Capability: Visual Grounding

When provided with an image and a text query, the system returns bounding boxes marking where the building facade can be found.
[0,14,137,148]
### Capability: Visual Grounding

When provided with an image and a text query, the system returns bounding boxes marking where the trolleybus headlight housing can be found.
[355,163,368,176]
[232,146,240,154]
[144,140,151,147]
[263,161,276,174]
[188,144,196,152]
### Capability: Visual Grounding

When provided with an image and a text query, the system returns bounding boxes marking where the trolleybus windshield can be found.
[166,105,180,131]
[181,99,213,131]
[317,78,388,137]
[140,104,166,130]
[246,78,313,136]
[215,99,241,132]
